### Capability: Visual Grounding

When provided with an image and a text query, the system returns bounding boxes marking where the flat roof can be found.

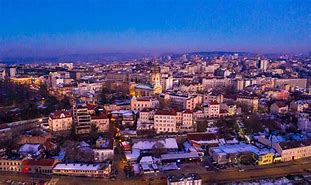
[53,163,108,171]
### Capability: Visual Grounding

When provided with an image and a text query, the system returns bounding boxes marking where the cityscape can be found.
[1,1,311,185]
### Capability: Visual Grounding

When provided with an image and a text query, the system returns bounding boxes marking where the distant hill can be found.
[0,51,298,65]
[0,53,152,64]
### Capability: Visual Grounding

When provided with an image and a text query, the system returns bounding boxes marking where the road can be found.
[1,157,311,185]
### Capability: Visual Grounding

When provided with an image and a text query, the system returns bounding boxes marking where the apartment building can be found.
[130,96,159,111]
[139,108,155,123]
[91,113,110,133]
[73,102,92,134]
[48,110,72,132]
[236,95,259,112]
[154,110,177,133]
[164,92,202,111]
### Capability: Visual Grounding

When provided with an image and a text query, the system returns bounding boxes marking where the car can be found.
[110,176,116,181]
[219,165,225,169]
[239,169,245,172]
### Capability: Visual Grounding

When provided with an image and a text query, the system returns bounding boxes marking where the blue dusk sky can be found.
[0,0,310,57]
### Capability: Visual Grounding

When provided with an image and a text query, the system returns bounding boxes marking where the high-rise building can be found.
[73,102,92,134]
[9,67,16,77]
[259,60,268,72]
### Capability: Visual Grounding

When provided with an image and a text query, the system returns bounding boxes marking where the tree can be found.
[242,115,264,134]
[151,142,167,158]
[196,119,210,132]
[89,124,99,144]
[60,96,71,109]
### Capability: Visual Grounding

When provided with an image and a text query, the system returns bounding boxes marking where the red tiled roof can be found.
[155,110,177,116]
[22,159,56,167]
[140,108,155,112]
[49,111,71,119]
[209,101,219,105]
[279,139,311,150]
[91,113,109,119]
[87,104,98,110]
[220,109,228,114]
[274,101,287,108]
[183,109,193,114]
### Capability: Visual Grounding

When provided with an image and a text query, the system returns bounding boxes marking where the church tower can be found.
[151,64,162,94]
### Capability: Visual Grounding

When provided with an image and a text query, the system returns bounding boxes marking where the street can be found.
[1,157,311,185]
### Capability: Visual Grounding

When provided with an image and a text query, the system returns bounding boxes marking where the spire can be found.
[153,63,160,74]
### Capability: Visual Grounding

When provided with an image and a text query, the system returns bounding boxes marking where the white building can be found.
[154,110,177,133]
[167,173,202,185]
[202,78,232,90]
[130,96,159,111]
[91,113,110,133]
[48,71,72,89]
[164,92,202,111]
[182,110,193,127]
[59,62,74,69]
[9,67,16,77]
[48,111,72,132]
[93,149,114,162]
[203,102,220,117]
[161,73,173,90]
[139,108,155,124]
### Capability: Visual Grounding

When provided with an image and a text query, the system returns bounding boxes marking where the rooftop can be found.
[167,173,202,183]
[279,139,311,150]
[22,159,56,167]
[53,163,109,171]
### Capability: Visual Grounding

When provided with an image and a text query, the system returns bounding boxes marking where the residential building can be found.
[91,113,110,133]
[204,92,224,104]
[237,95,259,112]
[130,96,159,111]
[139,108,155,124]
[203,101,220,118]
[154,110,177,133]
[48,111,72,132]
[73,102,92,134]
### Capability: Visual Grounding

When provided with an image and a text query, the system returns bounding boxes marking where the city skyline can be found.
[1,0,311,58]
